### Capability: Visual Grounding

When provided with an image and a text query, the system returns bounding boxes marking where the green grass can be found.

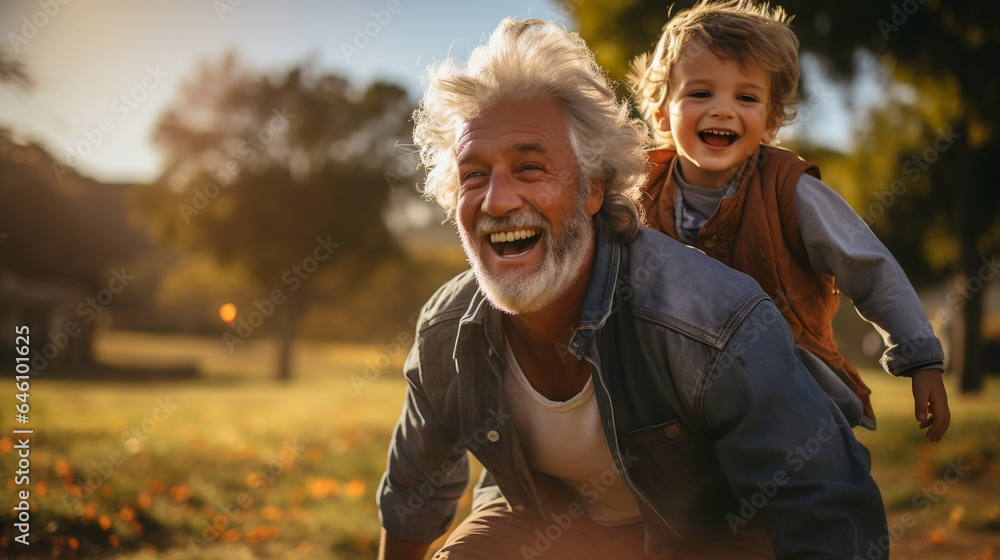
[1,330,998,559]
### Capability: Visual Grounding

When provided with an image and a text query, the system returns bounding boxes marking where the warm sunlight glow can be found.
[219,303,237,323]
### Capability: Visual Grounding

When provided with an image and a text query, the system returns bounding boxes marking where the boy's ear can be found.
[653,103,671,133]
[763,114,780,144]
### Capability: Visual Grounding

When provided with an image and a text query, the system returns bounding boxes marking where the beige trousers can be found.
[432,498,775,560]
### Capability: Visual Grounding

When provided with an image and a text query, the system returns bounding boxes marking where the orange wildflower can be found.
[926,528,947,546]
[119,506,135,522]
[343,479,366,498]
[307,477,340,499]
[261,505,283,520]
[222,528,241,542]
[53,458,72,482]
[169,485,191,502]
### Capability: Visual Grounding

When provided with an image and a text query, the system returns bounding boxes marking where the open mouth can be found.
[488,229,541,257]
[699,129,738,147]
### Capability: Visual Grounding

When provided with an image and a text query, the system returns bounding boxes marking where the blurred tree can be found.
[570,0,1000,392]
[1,49,152,370]
[135,55,411,381]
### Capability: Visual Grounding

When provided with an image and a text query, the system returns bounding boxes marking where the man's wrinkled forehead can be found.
[453,99,573,163]
[455,119,547,162]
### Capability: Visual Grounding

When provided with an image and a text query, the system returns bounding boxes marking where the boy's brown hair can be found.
[629,0,800,146]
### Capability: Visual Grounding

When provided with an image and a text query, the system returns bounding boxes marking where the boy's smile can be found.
[655,42,778,188]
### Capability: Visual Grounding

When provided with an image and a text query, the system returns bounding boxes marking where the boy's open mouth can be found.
[699,129,738,147]
[488,229,541,257]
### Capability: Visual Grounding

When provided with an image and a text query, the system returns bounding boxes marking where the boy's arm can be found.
[912,368,950,441]
[793,174,949,439]
[792,173,944,375]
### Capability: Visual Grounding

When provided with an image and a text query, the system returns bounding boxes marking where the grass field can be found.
[1,329,998,559]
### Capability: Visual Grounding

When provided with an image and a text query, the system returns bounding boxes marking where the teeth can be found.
[490,229,539,244]
[702,130,735,136]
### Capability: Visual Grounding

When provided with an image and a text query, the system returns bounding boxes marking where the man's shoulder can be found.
[623,229,770,345]
[416,269,479,333]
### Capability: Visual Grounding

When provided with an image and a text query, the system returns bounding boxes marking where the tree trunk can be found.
[957,287,985,393]
[953,120,986,393]
[275,302,299,382]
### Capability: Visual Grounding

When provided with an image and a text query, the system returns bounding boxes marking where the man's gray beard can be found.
[459,197,594,315]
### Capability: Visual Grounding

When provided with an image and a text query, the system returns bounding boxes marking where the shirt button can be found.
[487,430,500,442]
[514,505,526,512]
[488,347,493,356]
[703,239,715,249]
[664,424,683,438]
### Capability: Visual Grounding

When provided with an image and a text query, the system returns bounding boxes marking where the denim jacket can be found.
[378,228,888,559]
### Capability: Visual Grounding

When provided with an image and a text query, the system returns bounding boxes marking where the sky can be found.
[0,0,858,184]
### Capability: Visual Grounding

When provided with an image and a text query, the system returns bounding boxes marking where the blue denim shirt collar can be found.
[572,234,619,360]
[453,234,621,363]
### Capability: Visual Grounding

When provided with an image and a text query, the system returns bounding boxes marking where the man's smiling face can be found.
[454,97,602,315]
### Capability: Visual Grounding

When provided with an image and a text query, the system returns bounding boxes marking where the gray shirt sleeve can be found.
[793,173,944,376]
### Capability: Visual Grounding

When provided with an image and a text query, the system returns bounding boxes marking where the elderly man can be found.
[377,18,887,560]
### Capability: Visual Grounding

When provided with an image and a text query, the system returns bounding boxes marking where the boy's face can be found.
[655,42,778,188]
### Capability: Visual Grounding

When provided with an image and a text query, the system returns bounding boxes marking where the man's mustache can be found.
[474,210,548,236]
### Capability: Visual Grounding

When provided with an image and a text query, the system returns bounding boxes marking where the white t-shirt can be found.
[503,339,641,526]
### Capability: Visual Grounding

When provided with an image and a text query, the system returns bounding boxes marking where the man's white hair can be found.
[412,18,649,241]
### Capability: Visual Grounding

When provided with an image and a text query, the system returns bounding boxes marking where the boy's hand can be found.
[911,369,950,442]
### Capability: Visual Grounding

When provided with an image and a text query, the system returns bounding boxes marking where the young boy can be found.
[629,0,950,440]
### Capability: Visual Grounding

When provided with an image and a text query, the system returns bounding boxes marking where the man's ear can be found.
[586,179,605,217]
[653,102,671,133]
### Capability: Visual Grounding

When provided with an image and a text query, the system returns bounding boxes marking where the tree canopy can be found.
[134,55,414,380]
